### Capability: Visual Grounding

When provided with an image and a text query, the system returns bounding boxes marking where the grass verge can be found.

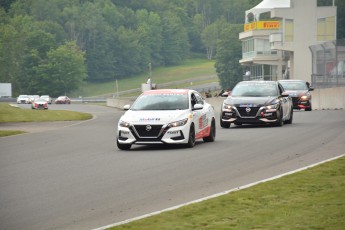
[111,156,345,229]
[0,103,92,136]
[71,59,216,97]
[0,103,92,122]
[0,130,26,137]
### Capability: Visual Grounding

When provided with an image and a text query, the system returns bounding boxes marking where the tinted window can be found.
[280,81,308,90]
[231,82,278,97]
[131,93,189,110]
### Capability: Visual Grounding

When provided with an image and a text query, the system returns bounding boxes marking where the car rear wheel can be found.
[117,140,131,150]
[203,119,216,142]
[305,106,312,111]
[186,124,196,148]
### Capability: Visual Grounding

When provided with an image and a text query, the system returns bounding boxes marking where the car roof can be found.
[238,80,277,84]
[278,79,306,82]
[143,89,191,95]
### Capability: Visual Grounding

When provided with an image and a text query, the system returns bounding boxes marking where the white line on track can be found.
[93,154,345,230]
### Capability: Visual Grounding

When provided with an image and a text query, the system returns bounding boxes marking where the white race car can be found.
[117,89,216,150]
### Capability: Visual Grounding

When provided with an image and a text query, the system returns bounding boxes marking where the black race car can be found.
[278,80,314,111]
[220,81,293,128]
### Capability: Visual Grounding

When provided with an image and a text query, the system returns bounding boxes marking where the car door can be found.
[191,92,208,138]
[278,83,290,119]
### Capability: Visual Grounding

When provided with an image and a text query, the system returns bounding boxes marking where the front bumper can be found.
[117,123,190,145]
[291,97,311,109]
[221,106,279,124]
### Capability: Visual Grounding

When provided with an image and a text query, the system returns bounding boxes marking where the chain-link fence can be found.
[310,38,345,88]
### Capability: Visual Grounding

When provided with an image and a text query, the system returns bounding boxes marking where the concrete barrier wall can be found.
[107,87,345,110]
[107,97,136,109]
[311,87,345,110]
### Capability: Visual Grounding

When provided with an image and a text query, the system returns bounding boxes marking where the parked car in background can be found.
[117,89,216,150]
[278,80,314,111]
[31,98,48,109]
[55,96,71,104]
[17,95,30,104]
[220,81,293,128]
[40,95,52,104]
[28,95,39,104]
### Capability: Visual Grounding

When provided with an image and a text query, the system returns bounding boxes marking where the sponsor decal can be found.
[195,126,211,139]
[240,104,257,107]
[244,21,280,31]
[139,118,161,122]
[199,114,208,129]
[167,131,179,135]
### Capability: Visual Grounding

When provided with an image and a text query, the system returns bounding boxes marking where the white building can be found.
[239,0,337,83]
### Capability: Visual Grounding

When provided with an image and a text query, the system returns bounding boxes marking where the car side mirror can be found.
[123,104,130,110]
[193,103,204,110]
[281,92,290,97]
[309,87,314,91]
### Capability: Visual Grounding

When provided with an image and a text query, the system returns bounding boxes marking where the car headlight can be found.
[300,94,310,100]
[168,118,188,128]
[223,103,233,110]
[119,120,131,128]
[266,103,279,110]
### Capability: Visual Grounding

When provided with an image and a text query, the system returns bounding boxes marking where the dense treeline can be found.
[0,0,344,96]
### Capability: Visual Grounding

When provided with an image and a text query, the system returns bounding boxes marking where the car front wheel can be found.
[186,124,196,148]
[285,107,293,124]
[275,109,284,127]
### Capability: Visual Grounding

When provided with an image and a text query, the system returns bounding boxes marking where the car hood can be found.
[224,96,278,106]
[120,109,190,124]
[284,90,308,97]
[35,101,46,104]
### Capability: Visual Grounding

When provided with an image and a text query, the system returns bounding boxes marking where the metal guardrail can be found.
[311,74,345,89]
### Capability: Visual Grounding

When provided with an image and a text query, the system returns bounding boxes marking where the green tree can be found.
[16,29,57,94]
[0,15,33,95]
[215,24,243,90]
[115,26,146,77]
[34,41,86,96]
[136,9,163,66]
[161,11,190,65]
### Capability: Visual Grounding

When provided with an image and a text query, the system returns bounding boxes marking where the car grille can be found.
[236,107,260,117]
[132,125,163,137]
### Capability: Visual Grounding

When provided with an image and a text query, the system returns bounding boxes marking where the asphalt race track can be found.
[1,103,345,230]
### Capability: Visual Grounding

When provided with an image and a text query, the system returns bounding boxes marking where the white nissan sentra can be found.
[117,89,216,150]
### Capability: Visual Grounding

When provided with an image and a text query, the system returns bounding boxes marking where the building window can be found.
[285,19,294,42]
[255,39,271,54]
[242,39,254,58]
[317,17,335,41]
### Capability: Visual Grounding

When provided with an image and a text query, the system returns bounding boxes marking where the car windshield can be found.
[231,82,278,97]
[131,93,189,110]
[280,81,308,90]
